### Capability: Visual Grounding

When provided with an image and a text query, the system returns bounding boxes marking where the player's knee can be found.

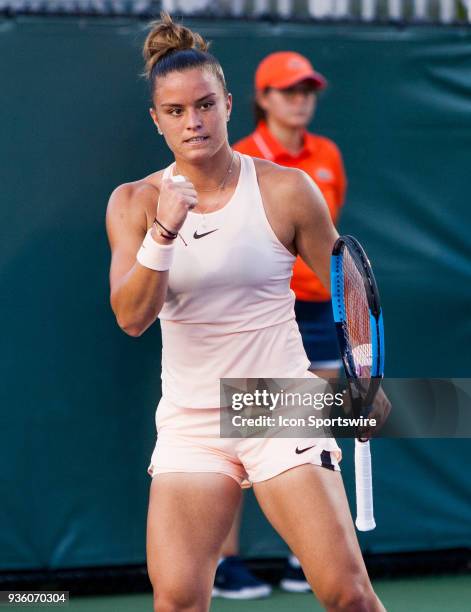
[321,580,377,612]
[153,586,207,612]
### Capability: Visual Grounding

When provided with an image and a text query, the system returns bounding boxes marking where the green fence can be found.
[1,17,470,570]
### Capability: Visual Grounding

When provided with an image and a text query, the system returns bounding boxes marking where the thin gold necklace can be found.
[174,151,237,237]
[194,152,236,231]
[174,150,235,193]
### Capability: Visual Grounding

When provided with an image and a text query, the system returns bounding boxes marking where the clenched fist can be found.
[156,175,198,234]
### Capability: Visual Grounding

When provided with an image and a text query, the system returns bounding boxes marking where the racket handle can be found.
[354,439,376,531]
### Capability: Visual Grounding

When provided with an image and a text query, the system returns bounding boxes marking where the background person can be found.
[214,51,348,596]
[236,51,347,381]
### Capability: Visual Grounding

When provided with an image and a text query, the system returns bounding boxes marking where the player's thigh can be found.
[147,472,241,593]
[253,464,372,601]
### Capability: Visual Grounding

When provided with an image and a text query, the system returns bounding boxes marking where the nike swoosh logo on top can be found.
[193,229,219,239]
[295,445,315,455]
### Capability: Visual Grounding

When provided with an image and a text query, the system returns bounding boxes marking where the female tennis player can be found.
[106,14,385,612]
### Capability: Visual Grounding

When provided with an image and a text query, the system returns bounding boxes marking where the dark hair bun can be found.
[143,12,209,78]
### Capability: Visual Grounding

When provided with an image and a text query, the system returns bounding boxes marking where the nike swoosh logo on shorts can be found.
[193,229,218,239]
[295,445,315,454]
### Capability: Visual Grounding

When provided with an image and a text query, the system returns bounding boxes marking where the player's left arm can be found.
[288,169,339,292]
[287,169,390,430]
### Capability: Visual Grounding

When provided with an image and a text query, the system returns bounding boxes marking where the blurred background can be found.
[0,1,470,610]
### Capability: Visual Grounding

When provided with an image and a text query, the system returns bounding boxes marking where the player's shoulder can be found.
[107,170,164,218]
[253,157,313,193]
[252,158,325,229]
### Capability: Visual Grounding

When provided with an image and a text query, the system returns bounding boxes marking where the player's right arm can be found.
[106,179,196,337]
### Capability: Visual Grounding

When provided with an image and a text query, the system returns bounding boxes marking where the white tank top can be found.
[159,153,310,407]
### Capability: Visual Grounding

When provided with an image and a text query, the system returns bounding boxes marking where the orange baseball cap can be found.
[255,51,327,92]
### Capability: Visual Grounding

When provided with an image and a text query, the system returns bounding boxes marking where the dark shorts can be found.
[294,299,342,370]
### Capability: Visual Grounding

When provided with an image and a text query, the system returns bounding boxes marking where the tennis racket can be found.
[331,235,385,531]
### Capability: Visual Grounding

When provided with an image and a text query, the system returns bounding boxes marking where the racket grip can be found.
[354,439,376,531]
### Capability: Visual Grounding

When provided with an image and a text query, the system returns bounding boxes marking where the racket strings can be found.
[342,249,372,374]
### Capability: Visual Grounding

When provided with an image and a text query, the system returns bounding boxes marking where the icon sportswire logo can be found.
[193,229,219,239]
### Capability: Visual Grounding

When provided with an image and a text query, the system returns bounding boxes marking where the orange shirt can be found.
[233,121,347,301]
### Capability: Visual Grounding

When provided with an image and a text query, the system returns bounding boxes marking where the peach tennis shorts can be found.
[148,398,341,488]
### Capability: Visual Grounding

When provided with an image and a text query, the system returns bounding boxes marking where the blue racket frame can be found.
[331,235,385,408]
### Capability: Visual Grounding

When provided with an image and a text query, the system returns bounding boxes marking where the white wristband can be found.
[136,229,175,271]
